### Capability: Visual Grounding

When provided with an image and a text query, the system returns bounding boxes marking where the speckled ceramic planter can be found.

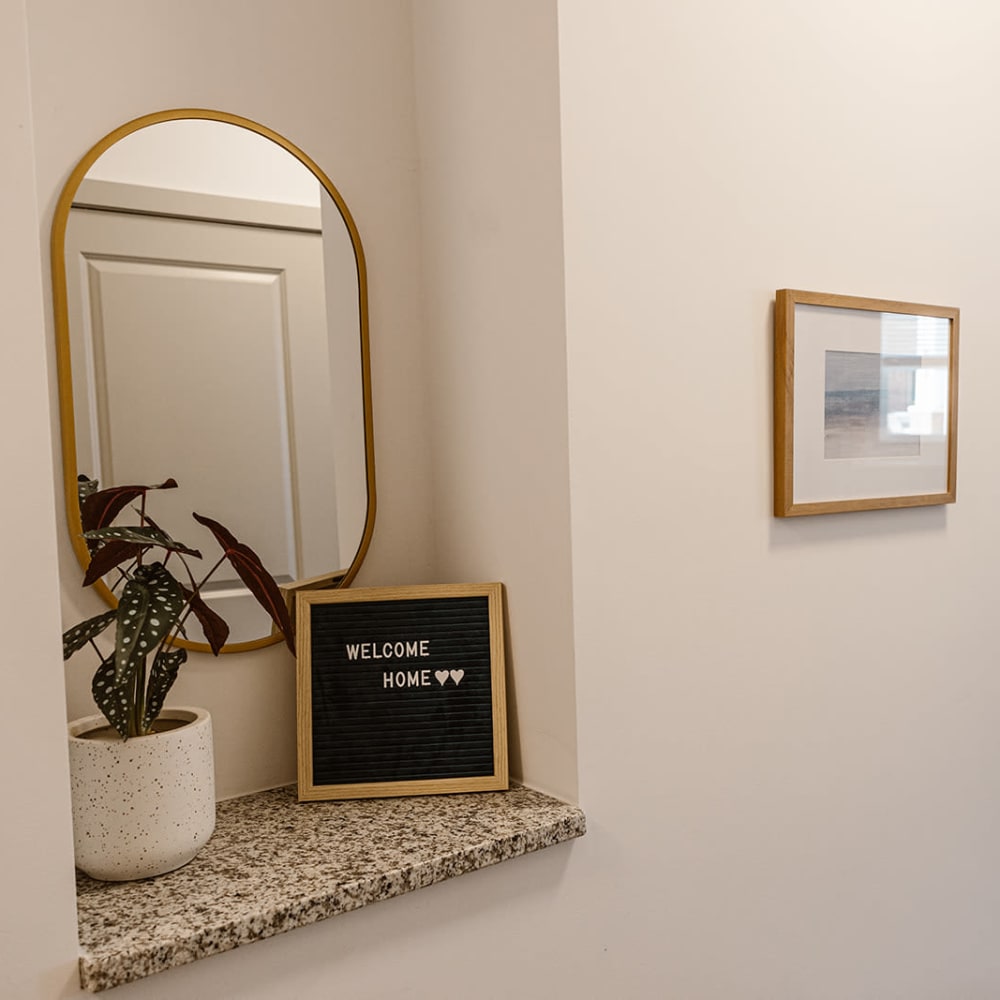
[68,706,216,881]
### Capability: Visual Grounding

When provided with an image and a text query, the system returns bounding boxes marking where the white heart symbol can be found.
[450,669,465,686]
[434,670,449,686]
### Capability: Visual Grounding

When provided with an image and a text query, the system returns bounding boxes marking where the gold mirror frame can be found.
[51,108,376,653]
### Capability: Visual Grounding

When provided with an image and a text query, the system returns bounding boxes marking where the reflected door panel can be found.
[66,197,339,643]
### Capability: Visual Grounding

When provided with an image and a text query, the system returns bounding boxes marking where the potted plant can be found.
[63,476,295,881]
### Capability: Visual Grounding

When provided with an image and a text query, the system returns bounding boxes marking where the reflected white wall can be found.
[86,118,322,206]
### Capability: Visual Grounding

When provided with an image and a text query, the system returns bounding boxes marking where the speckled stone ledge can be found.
[76,784,586,992]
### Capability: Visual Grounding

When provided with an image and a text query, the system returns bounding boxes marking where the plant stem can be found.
[136,492,148,569]
[173,553,229,641]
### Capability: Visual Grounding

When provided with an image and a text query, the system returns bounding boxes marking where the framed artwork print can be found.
[774,289,959,517]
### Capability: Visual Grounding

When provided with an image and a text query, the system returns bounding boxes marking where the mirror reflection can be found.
[53,111,374,651]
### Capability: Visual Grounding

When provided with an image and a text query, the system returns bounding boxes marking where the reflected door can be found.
[66,189,341,642]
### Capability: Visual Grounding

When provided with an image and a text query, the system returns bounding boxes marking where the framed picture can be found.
[296,582,508,801]
[774,289,959,517]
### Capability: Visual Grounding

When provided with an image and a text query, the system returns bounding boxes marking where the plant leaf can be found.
[141,647,187,732]
[80,478,179,532]
[113,562,185,686]
[77,475,99,504]
[82,539,146,588]
[83,488,144,531]
[78,477,103,553]
[85,526,163,545]
[91,654,130,739]
[62,609,117,660]
[181,584,230,655]
[84,525,202,559]
[138,510,201,557]
[192,512,296,654]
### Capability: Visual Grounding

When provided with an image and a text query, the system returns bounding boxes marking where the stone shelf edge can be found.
[76,783,587,992]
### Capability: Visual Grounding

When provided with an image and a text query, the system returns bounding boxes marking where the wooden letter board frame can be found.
[297,583,508,800]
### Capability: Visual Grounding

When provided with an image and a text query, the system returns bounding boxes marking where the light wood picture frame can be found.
[297,582,508,801]
[774,289,959,517]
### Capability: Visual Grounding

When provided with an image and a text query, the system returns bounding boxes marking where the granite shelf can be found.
[76,783,586,992]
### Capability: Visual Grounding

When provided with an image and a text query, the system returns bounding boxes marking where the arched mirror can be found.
[51,109,375,653]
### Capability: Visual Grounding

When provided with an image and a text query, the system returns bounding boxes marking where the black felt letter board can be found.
[296,584,507,800]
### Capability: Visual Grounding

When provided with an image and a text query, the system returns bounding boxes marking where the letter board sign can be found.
[296,583,508,800]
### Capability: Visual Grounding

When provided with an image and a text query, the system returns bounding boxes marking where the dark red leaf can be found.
[81,487,143,532]
[226,546,296,654]
[81,478,179,532]
[193,512,295,654]
[192,511,239,550]
[181,584,231,655]
[82,539,146,587]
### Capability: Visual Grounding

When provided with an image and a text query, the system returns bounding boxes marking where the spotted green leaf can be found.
[77,475,99,505]
[141,647,187,732]
[91,654,130,739]
[84,525,202,559]
[114,562,185,686]
[62,609,117,661]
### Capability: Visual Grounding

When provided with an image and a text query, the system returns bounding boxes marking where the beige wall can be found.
[0,7,81,997]
[560,0,1000,995]
[9,0,1000,997]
